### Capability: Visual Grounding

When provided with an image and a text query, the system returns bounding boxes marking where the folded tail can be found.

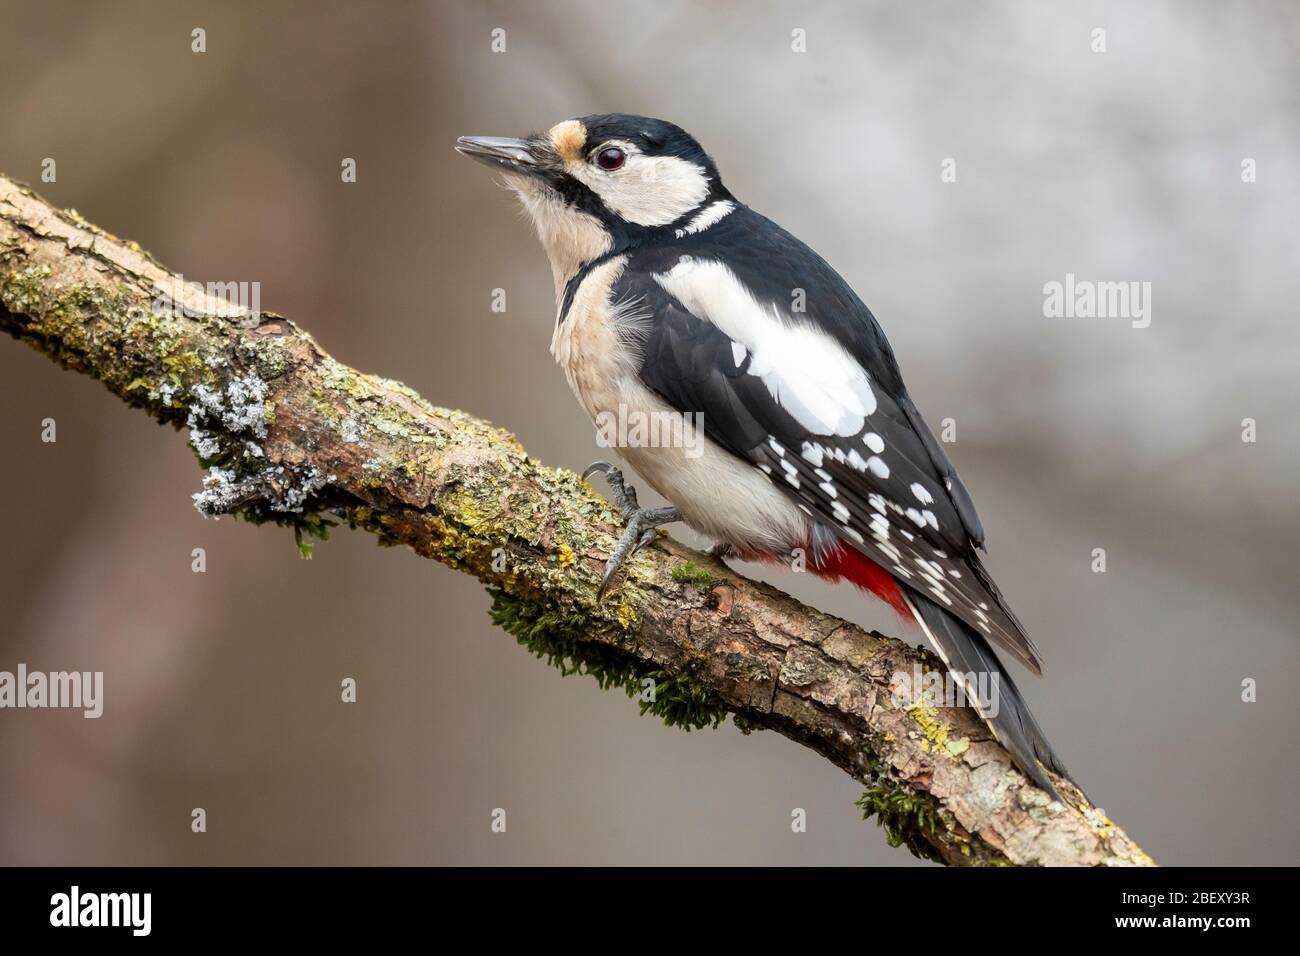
[901,589,1074,802]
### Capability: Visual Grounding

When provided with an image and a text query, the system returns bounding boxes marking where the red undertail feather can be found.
[810,542,911,618]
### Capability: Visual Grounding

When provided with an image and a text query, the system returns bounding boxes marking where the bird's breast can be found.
[549,256,634,420]
[550,256,811,555]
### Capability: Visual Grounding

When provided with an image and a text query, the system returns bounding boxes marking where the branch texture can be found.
[0,173,1152,866]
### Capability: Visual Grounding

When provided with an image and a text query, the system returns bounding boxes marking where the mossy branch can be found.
[0,173,1152,867]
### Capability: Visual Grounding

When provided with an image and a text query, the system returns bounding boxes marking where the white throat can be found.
[505,172,613,299]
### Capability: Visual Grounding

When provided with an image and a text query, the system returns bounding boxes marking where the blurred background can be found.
[0,0,1296,865]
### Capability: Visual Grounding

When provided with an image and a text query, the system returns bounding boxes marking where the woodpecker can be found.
[457,114,1073,800]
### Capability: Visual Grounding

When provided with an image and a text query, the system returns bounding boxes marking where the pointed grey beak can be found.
[455,135,543,172]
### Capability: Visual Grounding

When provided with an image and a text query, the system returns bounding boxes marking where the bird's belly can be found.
[604,380,811,557]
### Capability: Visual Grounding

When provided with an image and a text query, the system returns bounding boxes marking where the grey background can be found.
[0,0,1296,865]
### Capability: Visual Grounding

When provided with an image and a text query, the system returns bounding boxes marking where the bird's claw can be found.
[597,524,660,600]
[581,460,640,518]
[582,460,680,599]
[581,460,615,483]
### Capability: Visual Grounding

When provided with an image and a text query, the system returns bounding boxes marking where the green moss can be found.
[488,589,728,731]
[161,350,205,385]
[1,265,54,314]
[670,561,712,586]
[2,268,95,367]
[855,771,1009,866]
[292,513,335,559]
[856,779,947,864]
[234,507,336,560]
[2,264,215,403]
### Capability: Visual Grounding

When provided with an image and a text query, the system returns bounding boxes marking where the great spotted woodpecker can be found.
[457,114,1072,800]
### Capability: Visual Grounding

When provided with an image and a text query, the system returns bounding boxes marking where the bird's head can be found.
[457,114,730,287]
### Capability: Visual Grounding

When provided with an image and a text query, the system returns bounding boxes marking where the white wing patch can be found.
[655,258,876,437]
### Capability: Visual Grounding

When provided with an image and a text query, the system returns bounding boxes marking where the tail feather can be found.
[901,589,1073,802]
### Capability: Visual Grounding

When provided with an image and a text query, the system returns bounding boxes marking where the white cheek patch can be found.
[655,259,877,437]
[571,151,710,227]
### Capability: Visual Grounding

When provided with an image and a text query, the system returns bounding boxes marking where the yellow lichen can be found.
[615,602,637,630]
[908,704,953,753]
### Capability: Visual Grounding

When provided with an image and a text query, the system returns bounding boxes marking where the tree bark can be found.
[0,173,1153,866]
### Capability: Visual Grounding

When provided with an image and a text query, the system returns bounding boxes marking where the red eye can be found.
[596,147,626,171]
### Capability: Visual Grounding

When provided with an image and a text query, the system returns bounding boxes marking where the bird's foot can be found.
[582,461,680,598]
[581,460,640,519]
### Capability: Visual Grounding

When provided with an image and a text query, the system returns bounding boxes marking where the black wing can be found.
[615,234,1042,673]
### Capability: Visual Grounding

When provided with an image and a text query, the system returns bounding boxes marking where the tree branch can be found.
[0,173,1152,866]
